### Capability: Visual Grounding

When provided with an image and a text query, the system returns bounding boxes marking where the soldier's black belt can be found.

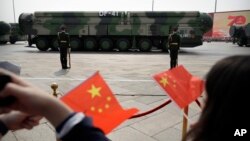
[60,41,67,43]
[170,43,178,45]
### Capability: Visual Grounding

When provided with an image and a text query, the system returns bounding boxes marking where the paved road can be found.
[0,42,249,141]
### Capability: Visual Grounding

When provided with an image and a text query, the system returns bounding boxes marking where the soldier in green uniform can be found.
[168,26,181,69]
[58,25,70,69]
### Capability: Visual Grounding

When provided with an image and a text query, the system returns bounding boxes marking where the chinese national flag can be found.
[153,65,204,109]
[61,72,138,134]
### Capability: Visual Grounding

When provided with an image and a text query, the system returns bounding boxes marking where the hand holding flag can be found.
[61,72,138,134]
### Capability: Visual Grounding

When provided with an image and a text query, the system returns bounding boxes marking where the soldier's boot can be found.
[65,58,68,68]
[61,64,65,69]
[60,61,64,69]
[170,60,174,69]
[62,62,67,69]
[170,60,177,69]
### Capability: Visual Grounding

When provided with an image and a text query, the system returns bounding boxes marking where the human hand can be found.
[0,68,73,127]
[0,68,58,116]
[0,111,41,130]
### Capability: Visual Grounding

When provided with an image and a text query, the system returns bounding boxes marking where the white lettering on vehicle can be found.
[99,11,119,17]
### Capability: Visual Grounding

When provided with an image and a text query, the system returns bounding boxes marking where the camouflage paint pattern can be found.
[19,11,213,51]
[0,21,11,44]
[0,21,27,44]
[9,23,27,44]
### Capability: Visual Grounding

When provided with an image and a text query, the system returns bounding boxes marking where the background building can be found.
[204,10,250,41]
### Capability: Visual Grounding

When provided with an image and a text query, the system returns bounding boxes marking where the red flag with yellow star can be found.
[61,72,138,134]
[153,65,204,109]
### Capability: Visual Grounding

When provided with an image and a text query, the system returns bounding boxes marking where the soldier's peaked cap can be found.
[60,25,66,30]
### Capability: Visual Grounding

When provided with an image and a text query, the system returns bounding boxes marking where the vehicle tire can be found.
[237,39,244,47]
[70,37,82,51]
[116,38,131,51]
[83,37,98,51]
[161,39,169,52]
[0,41,7,44]
[9,36,17,44]
[137,38,152,52]
[99,38,113,51]
[10,41,16,44]
[10,39,16,44]
[28,34,32,46]
[152,38,161,48]
[36,37,49,51]
[28,40,32,47]
[51,38,59,51]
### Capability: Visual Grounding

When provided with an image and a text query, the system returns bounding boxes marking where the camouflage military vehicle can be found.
[19,11,213,51]
[0,21,11,44]
[0,21,27,44]
[9,23,27,44]
[229,23,250,47]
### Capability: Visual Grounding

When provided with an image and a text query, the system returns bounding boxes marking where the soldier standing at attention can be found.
[168,27,181,69]
[58,25,70,69]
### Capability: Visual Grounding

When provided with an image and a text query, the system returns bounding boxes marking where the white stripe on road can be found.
[23,77,154,82]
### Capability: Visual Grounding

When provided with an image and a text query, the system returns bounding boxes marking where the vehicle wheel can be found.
[10,39,16,44]
[51,38,59,51]
[28,40,32,46]
[28,34,32,46]
[100,38,113,51]
[70,37,82,51]
[84,37,98,51]
[152,38,161,48]
[9,36,17,44]
[161,39,169,52]
[237,40,244,47]
[116,38,131,51]
[137,38,152,52]
[36,37,49,51]
[10,41,16,44]
[0,41,7,44]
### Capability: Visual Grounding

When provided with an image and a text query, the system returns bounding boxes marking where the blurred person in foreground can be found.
[0,69,109,141]
[185,55,250,141]
[0,111,40,138]
[1,55,249,141]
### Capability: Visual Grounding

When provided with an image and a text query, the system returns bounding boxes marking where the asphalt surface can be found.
[0,41,249,141]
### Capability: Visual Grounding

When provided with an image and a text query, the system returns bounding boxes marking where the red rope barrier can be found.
[130,99,172,119]
[195,99,201,108]
[130,98,202,119]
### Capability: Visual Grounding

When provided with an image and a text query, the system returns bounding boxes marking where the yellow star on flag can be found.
[61,71,139,135]
[88,84,102,99]
[160,76,169,87]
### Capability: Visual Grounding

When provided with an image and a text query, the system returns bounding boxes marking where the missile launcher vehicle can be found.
[229,23,250,47]
[0,21,27,44]
[0,21,11,44]
[19,11,213,51]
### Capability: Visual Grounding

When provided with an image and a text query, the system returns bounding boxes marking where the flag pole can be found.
[68,48,71,68]
[181,106,189,141]
[152,0,154,11]
[12,0,16,23]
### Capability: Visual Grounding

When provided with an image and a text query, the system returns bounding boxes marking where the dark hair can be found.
[185,55,250,141]
[173,27,178,32]
[60,25,66,31]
